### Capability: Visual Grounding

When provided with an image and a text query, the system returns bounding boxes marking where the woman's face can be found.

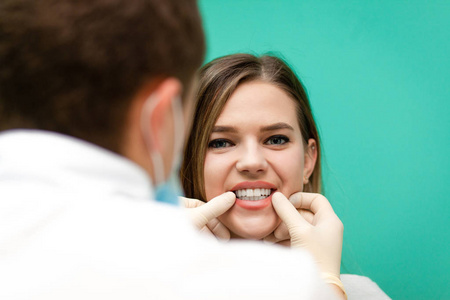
[204,80,316,239]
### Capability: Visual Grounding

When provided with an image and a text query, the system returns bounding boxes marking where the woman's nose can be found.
[235,142,268,174]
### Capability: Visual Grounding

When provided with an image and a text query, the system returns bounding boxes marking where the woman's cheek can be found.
[270,148,304,195]
[204,153,228,201]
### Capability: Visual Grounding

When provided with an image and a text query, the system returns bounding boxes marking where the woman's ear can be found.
[303,139,318,183]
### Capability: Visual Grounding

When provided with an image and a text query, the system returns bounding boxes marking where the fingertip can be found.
[224,191,236,198]
[272,192,288,204]
[262,239,275,245]
[207,192,236,211]
[288,192,302,206]
[262,234,276,245]
[223,191,236,204]
[271,193,279,205]
[272,191,284,200]
[220,234,231,242]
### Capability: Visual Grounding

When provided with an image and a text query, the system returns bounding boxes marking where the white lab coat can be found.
[0,130,335,299]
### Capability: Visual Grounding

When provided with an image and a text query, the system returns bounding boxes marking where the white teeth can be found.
[234,188,272,201]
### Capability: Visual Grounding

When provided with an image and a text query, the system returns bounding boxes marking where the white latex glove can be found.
[264,205,314,247]
[266,192,343,278]
[181,192,236,241]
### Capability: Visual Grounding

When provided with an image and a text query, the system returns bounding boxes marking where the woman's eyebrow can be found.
[212,125,237,133]
[260,122,294,132]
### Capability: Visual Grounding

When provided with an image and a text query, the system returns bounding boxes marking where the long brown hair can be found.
[181,53,321,201]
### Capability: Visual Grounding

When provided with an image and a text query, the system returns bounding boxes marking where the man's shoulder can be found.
[0,188,333,299]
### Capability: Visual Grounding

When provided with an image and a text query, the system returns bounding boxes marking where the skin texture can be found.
[204,81,316,239]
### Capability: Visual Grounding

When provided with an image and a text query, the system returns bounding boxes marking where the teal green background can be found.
[199,1,450,299]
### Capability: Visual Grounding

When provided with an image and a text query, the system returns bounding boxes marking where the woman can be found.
[181,53,347,297]
[181,53,324,240]
[180,52,349,296]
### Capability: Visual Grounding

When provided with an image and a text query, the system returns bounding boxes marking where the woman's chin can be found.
[219,212,281,241]
[231,228,275,240]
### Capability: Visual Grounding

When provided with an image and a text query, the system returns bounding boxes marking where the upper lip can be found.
[230,181,277,191]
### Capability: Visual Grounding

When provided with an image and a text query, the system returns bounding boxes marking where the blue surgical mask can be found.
[154,174,182,205]
[141,93,184,205]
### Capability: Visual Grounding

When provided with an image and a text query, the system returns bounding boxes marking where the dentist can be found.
[0,0,340,299]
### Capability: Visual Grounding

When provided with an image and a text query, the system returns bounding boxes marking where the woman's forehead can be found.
[215,81,300,130]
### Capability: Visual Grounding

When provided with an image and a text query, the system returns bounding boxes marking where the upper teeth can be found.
[234,188,271,201]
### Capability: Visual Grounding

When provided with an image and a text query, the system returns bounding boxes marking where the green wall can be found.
[199,1,450,299]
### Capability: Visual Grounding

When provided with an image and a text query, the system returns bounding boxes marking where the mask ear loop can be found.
[140,94,165,186]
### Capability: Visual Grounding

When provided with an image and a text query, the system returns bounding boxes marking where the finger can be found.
[207,218,231,241]
[180,196,205,208]
[299,209,315,224]
[272,222,289,241]
[190,192,236,229]
[275,239,291,247]
[263,233,278,244]
[263,234,290,247]
[272,209,314,240]
[199,225,215,237]
[287,193,316,223]
[289,192,334,216]
[271,192,310,231]
[273,210,312,237]
[264,208,315,245]
[288,192,303,208]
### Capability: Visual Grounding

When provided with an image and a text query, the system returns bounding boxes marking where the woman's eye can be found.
[208,139,232,149]
[265,135,289,146]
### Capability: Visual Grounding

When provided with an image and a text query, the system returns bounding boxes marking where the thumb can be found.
[190,192,236,229]
[271,192,311,232]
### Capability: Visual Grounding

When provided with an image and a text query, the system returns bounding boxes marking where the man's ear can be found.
[303,139,318,182]
[143,77,182,152]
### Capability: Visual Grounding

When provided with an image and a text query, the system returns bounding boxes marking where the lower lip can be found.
[235,192,274,211]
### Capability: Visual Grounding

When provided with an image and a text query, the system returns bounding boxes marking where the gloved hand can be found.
[264,205,314,247]
[180,192,236,241]
[266,192,343,278]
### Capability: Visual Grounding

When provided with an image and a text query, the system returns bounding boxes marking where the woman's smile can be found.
[231,181,277,210]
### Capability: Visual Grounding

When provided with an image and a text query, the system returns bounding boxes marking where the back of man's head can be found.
[0,0,205,152]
